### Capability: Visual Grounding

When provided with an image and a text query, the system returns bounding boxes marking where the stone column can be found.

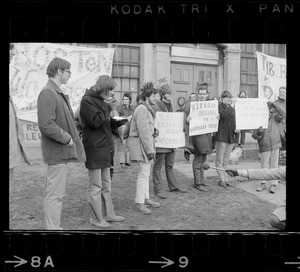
[152,43,172,86]
[223,44,241,97]
[140,44,154,86]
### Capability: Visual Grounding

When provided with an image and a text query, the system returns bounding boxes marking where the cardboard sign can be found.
[189,100,219,136]
[235,98,269,130]
[154,112,185,148]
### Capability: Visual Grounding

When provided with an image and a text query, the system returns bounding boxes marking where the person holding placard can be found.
[274,87,286,151]
[186,87,214,192]
[234,91,248,147]
[214,90,238,188]
[152,85,187,199]
[252,101,283,194]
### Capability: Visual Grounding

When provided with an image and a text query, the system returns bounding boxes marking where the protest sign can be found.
[154,112,185,148]
[235,98,269,130]
[10,43,115,115]
[189,100,219,136]
[256,51,286,102]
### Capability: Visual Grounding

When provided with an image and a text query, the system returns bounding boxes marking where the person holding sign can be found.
[186,87,214,192]
[274,87,286,151]
[151,85,187,199]
[252,101,284,194]
[214,90,238,188]
[128,85,161,215]
[37,58,86,230]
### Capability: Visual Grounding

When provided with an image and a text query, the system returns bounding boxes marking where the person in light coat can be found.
[37,57,86,230]
[151,84,187,199]
[128,85,161,215]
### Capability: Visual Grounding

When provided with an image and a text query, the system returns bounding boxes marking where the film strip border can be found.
[7,1,298,42]
[3,232,300,271]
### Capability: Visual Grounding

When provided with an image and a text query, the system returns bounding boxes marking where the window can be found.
[112,45,140,105]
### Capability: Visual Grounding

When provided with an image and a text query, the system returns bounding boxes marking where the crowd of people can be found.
[9,51,287,231]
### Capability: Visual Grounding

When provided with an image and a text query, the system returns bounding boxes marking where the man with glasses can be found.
[186,86,214,192]
[37,58,86,230]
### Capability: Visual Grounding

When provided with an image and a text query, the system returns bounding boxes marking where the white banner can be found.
[10,43,115,116]
[189,100,219,136]
[235,98,269,130]
[154,112,185,148]
[256,50,286,102]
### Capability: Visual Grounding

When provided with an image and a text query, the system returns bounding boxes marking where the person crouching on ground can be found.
[252,101,283,194]
[128,85,161,215]
[226,167,286,230]
[151,84,187,199]
[80,75,126,229]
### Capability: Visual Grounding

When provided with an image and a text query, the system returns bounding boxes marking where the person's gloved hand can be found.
[226,169,239,177]
[147,153,155,161]
[153,128,159,138]
[267,101,276,109]
[257,126,264,136]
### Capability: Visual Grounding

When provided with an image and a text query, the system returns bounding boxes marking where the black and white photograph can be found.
[9,42,286,231]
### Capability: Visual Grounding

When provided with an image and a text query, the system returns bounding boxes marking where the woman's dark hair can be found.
[221,90,233,98]
[140,82,156,101]
[92,75,117,97]
[123,92,132,103]
[238,91,247,98]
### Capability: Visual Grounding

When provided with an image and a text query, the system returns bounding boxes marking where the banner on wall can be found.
[154,112,185,148]
[235,98,269,130]
[189,100,219,136]
[10,43,115,117]
[256,50,286,102]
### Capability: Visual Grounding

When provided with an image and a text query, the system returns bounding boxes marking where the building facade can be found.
[67,43,286,111]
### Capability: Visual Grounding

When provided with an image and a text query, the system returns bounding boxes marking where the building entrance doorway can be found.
[170,63,218,111]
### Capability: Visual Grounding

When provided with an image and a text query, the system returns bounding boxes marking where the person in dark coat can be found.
[214,90,238,188]
[151,85,187,199]
[37,57,86,230]
[80,75,126,229]
[117,92,135,166]
[186,87,214,192]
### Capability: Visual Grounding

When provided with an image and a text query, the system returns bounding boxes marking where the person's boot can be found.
[135,203,151,215]
[256,183,266,192]
[145,199,161,208]
[218,181,228,188]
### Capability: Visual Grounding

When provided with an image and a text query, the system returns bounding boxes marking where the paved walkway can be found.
[174,160,286,206]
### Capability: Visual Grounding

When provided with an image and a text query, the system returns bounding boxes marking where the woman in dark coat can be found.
[80,75,126,229]
[214,90,238,188]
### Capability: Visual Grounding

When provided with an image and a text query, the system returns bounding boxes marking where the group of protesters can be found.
[9,52,286,230]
